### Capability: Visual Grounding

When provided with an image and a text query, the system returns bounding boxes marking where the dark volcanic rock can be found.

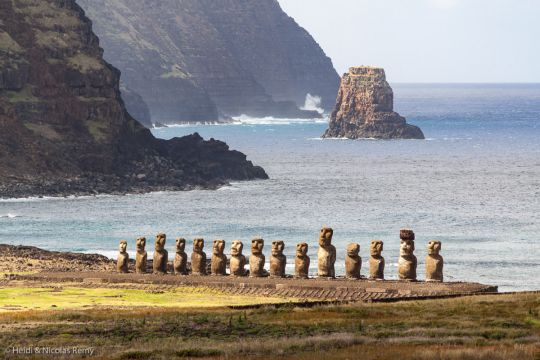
[77,0,339,123]
[119,84,152,128]
[0,0,267,199]
[323,67,425,140]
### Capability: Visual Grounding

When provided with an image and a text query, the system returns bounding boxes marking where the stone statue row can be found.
[117,228,444,282]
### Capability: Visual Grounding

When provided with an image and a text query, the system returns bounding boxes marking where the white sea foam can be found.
[0,213,19,218]
[301,93,325,114]
[232,115,327,125]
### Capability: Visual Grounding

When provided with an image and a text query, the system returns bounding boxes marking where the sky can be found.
[278,0,540,83]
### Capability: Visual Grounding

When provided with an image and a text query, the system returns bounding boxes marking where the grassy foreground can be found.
[0,290,538,359]
[0,285,296,312]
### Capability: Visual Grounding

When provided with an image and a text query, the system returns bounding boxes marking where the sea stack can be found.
[323,67,425,140]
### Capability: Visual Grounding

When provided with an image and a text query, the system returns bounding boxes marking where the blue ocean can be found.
[1,84,538,292]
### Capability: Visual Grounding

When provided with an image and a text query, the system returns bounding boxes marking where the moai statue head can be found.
[427,240,441,256]
[296,242,308,257]
[319,227,334,247]
[119,240,128,253]
[193,238,205,253]
[347,243,360,258]
[271,241,285,256]
[251,238,264,255]
[136,237,146,252]
[176,237,186,253]
[400,238,415,257]
[370,240,383,257]
[231,240,244,256]
[155,233,166,252]
[213,239,225,256]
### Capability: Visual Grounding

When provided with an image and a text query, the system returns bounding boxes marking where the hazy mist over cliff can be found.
[278,0,540,83]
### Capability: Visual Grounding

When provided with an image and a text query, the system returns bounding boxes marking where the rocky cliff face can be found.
[0,0,267,198]
[77,0,339,124]
[323,67,425,140]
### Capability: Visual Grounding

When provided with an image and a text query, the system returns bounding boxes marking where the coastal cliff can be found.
[77,0,339,124]
[323,67,425,140]
[0,0,267,198]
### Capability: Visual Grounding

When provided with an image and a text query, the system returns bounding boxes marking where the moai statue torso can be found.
[369,240,385,280]
[295,242,310,279]
[269,240,286,278]
[398,229,417,281]
[317,227,336,278]
[153,233,168,274]
[211,239,227,276]
[426,240,444,282]
[135,237,147,274]
[345,243,362,279]
[173,238,188,275]
[230,240,247,276]
[250,238,266,277]
[117,240,129,273]
[191,238,207,275]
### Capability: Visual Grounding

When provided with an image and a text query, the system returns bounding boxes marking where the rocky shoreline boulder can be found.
[323,67,425,140]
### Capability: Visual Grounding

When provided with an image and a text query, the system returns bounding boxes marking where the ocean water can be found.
[1,84,539,292]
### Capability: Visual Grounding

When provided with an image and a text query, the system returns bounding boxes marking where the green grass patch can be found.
[0,286,297,312]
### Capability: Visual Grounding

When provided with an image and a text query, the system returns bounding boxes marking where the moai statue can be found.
[269,240,286,278]
[230,240,247,276]
[153,233,168,274]
[317,227,336,278]
[117,240,129,273]
[191,238,207,275]
[135,237,147,274]
[249,238,266,277]
[295,242,310,279]
[173,237,188,275]
[426,240,444,282]
[345,243,362,279]
[398,229,417,281]
[211,239,227,276]
[369,240,385,280]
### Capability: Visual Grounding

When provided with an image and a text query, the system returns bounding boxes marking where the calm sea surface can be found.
[1,84,539,291]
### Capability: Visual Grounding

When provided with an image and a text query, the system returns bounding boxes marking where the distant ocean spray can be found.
[1,84,538,292]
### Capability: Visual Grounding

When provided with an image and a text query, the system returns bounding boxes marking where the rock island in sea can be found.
[323,66,425,140]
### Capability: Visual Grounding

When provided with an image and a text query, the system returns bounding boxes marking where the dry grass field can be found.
[0,289,538,359]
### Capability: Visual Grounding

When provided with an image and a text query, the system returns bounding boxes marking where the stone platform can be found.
[13,272,498,303]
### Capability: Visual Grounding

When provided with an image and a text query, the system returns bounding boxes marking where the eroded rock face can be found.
[173,238,188,275]
[323,67,425,140]
[230,240,247,277]
[135,237,147,274]
[345,243,362,279]
[211,240,227,276]
[426,241,444,282]
[153,233,168,274]
[398,230,417,281]
[191,238,207,275]
[117,240,129,273]
[317,227,336,278]
[78,0,338,123]
[369,240,385,280]
[269,240,286,278]
[0,0,268,198]
[295,243,310,279]
[250,238,266,277]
